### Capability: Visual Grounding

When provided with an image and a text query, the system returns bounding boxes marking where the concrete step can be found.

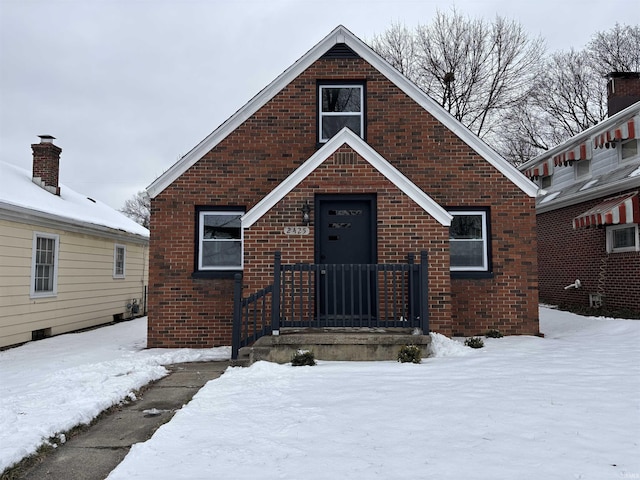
[241,330,431,364]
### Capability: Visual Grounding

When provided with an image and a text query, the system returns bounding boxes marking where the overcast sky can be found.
[1,0,637,210]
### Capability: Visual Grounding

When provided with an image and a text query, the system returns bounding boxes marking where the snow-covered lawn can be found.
[2,308,639,479]
[0,319,229,473]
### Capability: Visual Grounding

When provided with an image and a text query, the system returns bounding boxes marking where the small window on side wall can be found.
[197,210,243,271]
[620,139,638,162]
[114,244,126,278]
[31,232,59,298]
[318,84,364,143]
[575,160,591,179]
[449,210,490,273]
[606,224,639,253]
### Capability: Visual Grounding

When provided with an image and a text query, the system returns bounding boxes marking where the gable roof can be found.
[148,25,537,199]
[242,128,453,228]
[0,160,149,241]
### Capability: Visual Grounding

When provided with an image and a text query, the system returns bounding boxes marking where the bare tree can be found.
[587,23,640,77]
[371,9,545,146]
[120,191,150,229]
[372,17,639,165]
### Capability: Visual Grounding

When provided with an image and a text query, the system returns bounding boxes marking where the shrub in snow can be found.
[485,329,503,338]
[291,350,316,366]
[397,345,422,363]
[464,337,484,349]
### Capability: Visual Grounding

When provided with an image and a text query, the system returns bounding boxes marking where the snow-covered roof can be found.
[147,25,537,199]
[243,128,453,228]
[0,161,149,241]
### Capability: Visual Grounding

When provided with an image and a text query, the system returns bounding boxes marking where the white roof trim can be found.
[519,103,640,171]
[242,128,453,228]
[148,25,537,199]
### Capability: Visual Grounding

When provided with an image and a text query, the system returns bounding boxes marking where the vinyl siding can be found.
[0,218,148,348]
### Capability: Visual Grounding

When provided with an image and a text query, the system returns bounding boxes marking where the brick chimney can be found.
[607,72,640,117]
[31,135,61,195]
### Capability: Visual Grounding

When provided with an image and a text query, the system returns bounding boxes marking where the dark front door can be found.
[316,195,376,323]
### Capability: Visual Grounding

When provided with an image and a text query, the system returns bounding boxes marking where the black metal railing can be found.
[231,251,428,359]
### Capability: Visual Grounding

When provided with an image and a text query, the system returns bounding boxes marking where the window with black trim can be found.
[318,83,364,142]
[449,210,490,272]
[197,210,243,271]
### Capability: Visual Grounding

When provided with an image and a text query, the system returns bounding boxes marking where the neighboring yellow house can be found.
[0,136,149,349]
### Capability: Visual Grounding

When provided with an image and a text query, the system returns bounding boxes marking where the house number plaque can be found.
[284,226,310,235]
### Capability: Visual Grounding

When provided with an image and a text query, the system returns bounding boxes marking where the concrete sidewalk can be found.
[15,361,232,480]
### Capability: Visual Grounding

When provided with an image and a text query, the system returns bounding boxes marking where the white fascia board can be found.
[147,26,351,199]
[148,24,537,199]
[242,128,452,229]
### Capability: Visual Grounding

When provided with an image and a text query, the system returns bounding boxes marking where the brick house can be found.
[146,26,539,351]
[519,73,640,314]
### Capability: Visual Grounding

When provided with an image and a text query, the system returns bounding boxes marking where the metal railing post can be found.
[231,273,243,360]
[272,251,281,335]
[419,250,429,333]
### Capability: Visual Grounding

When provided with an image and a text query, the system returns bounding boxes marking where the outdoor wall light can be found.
[301,201,311,226]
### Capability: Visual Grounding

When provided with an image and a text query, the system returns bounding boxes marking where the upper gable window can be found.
[318,84,364,143]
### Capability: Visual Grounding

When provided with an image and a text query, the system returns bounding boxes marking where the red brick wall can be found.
[537,190,640,314]
[148,56,538,347]
[31,141,61,194]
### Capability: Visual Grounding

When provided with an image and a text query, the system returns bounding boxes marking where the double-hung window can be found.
[114,244,126,278]
[318,84,364,142]
[197,210,243,271]
[449,210,490,273]
[31,232,59,297]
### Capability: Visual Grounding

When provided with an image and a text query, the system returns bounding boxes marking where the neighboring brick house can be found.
[519,73,640,314]
[147,25,539,349]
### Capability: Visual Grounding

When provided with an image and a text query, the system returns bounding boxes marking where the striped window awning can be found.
[593,119,637,149]
[573,192,640,229]
[524,158,554,179]
[553,143,591,167]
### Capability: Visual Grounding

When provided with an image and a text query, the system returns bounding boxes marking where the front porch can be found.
[232,251,431,363]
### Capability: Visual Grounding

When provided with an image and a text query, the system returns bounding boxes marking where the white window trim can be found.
[606,223,639,253]
[30,232,59,298]
[574,159,591,180]
[198,211,244,271]
[113,244,126,278]
[449,211,489,272]
[318,84,364,143]
[619,138,638,163]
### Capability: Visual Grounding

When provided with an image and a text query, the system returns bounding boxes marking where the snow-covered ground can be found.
[0,319,229,473]
[2,308,639,479]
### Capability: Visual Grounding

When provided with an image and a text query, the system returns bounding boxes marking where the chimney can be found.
[31,135,61,195]
[607,72,640,116]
